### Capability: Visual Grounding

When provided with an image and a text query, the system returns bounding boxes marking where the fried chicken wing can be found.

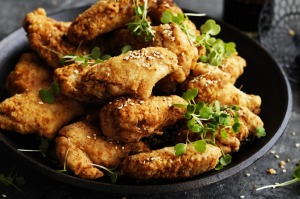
[67,0,150,44]
[56,120,149,179]
[0,91,85,139]
[121,143,221,180]
[5,52,53,96]
[22,8,88,68]
[186,69,261,114]
[83,47,179,101]
[100,95,187,142]
[192,55,246,84]
[54,63,100,104]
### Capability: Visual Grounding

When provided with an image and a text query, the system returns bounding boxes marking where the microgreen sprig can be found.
[173,89,241,167]
[256,163,300,190]
[197,19,236,66]
[127,0,155,41]
[39,81,60,104]
[160,11,236,66]
[0,168,25,192]
[60,47,111,67]
[18,137,50,157]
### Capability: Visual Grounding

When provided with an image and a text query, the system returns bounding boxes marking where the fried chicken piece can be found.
[193,55,246,84]
[152,23,198,80]
[83,47,179,101]
[5,52,53,96]
[100,95,187,143]
[0,91,85,139]
[186,68,261,114]
[56,120,149,179]
[22,8,88,68]
[97,23,198,83]
[54,63,100,104]
[67,0,156,44]
[121,143,221,180]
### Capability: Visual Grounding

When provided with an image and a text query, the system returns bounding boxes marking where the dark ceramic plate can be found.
[0,6,292,195]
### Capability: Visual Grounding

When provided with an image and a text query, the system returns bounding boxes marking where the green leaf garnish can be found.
[256,126,266,138]
[127,0,154,41]
[39,81,60,104]
[60,46,112,66]
[121,45,133,54]
[160,10,236,66]
[173,89,264,171]
[174,143,187,156]
[194,140,206,152]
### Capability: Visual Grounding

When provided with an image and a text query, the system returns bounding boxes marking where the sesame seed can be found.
[267,168,277,175]
[240,196,245,199]
[275,155,280,159]
[295,143,300,148]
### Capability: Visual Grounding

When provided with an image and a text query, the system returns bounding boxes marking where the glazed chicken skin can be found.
[0,91,85,139]
[100,95,187,143]
[56,120,149,179]
[83,47,180,101]
[186,64,261,114]
[22,8,89,68]
[5,52,53,96]
[121,143,221,180]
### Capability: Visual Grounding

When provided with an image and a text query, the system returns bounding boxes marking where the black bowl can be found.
[0,6,292,195]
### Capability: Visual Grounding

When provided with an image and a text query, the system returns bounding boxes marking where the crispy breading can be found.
[22,8,89,68]
[54,63,100,104]
[153,23,198,80]
[100,95,187,142]
[121,143,221,180]
[149,0,183,24]
[186,68,261,114]
[56,120,149,179]
[220,54,247,83]
[67,0,144,44]
[83,47,179,101]
[0,91,85,139]
[192,55,246,84]
[5,52,53,96]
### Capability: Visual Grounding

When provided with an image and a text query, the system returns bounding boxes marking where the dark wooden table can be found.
[0,0,299,198]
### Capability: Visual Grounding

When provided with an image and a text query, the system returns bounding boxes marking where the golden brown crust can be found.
[0,91,85,139]
[56,120,150,179]
[100,95,187,142]
[121,143,221,180]
[83,47,179,101]
[67,0,136,44]
[5,52,53,96]
[186,67,261,114]
[22,8,89,68]
[54,63,100,104]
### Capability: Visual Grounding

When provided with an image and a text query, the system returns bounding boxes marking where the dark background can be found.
[0,0,300,198]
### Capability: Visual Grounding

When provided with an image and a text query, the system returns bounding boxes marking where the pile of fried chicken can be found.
[0,0,264,182]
